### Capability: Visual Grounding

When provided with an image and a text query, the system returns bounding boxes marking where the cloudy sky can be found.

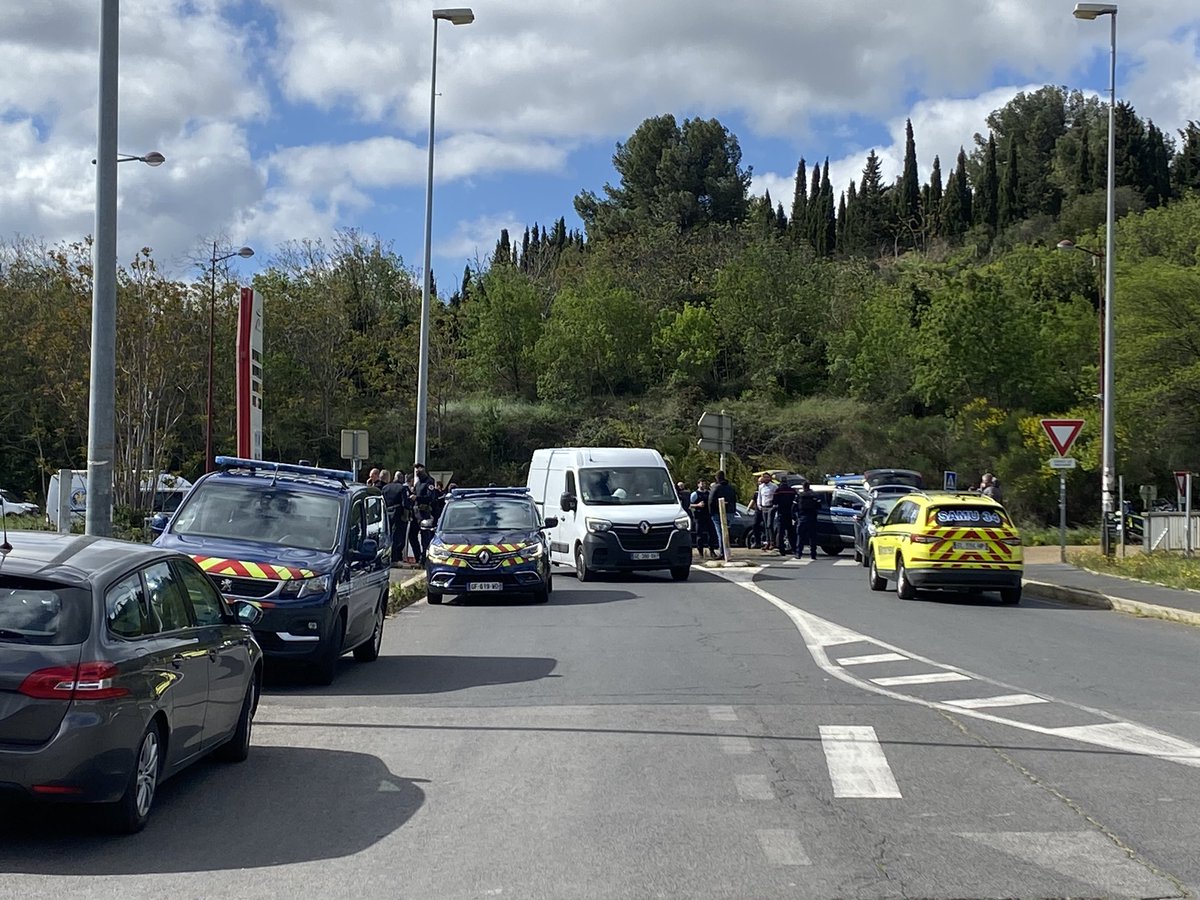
[3,1,1199,288]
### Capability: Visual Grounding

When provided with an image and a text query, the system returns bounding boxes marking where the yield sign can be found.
[1040,419,1085,457]
[1175,471,1190,499]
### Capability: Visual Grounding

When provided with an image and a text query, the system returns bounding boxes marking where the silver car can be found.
[0,533,262,832]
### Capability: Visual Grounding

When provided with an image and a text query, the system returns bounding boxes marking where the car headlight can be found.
[674,514,691,530]
[426,543,451,563]
[524,542,544,558]
[585,517,613,534]
[281,574,332,598]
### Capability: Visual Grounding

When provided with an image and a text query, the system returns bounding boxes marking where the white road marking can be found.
[708,705,738,722]
[756,829,812,866]
[871,672,972,687]
[819,725,902,798]
[837,652,908,666]
[958,831,1178,897]
[833,559,858,566]
[783,559,812,566]
[734,773,775,801]
[718,736,753,755]
[716,567,1200,769]
[946,694,1048,709]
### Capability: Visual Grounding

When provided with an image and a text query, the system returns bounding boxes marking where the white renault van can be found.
[527,447,692,582]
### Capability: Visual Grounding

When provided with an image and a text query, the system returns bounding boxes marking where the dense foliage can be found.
[2,87,1198,523]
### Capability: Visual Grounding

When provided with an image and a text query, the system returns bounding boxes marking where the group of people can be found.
[365,463,453,566]
[674,471,824,561]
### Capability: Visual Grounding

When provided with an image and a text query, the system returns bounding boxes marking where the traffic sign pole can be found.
[1059,473,1068,563]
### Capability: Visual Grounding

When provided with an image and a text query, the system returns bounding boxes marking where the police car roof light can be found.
[214,456,356,484]
[448,486,530,498]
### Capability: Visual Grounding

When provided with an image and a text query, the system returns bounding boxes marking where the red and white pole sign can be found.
[236,287,264,460]
[1175,471,1190,503]
[1040,419,1084,457]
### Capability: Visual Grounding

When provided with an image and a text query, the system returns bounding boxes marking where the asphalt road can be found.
[2,558,1199,899]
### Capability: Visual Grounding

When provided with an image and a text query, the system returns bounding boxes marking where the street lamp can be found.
[92,151,166,166]
[1072,1,1118,555]
[414,6,474,467]
[206,244,255,473]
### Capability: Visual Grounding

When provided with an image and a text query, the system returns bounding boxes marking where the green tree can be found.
[974,133,999,233]
[897,119,922,249]
[999,133,1021,227]
[463,264,544,398]
[1172,122,1200,195]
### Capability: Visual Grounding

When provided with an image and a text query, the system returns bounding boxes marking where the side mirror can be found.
[354,538,379,561]
[229,600,263,626]
[559,492,577,512]
[148,512,169,536]
[542,516,559,529]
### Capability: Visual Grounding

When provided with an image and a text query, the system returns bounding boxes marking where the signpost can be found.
[697,411,734,472]
[1041,418,1085,562]
[340,429,369,481]
[1178,471,1194,557]
[942,471,957,491]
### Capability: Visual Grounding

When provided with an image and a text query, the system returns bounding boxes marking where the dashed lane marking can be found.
[717,567,1200,769]
[833,559,859,566]
[756,829,812,866]
[871,672,973,687]
[734,774,776,801]
[782,559,812,566]
[946,694,1049,710]
[819,725,903,799]
[836,652,908,666]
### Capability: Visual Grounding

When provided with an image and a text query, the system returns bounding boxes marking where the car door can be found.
[343,497,375,647]
[872,500,916,574]
[833,490,864,543]
[140,560,210,765]
[172,559,252,751]
[549,469,578,565]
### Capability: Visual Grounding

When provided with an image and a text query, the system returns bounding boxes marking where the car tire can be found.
[861,542,872,568]
[896,558,917,600]
[311,615,345,686]
[214,671,258,763]
[546,571,554,594]
[531,584,550,603]
[820,544,843,557]
[107,721,163,834]
[1000,587,1022,605]
[868,554,887,592]
[670,565,690,582]
[743,532,760,550]
[853,547,862,562]
[575,543,592,583]
[353,599,385,662]
[426,590,444,604]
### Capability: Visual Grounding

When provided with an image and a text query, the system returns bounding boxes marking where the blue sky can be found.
[2,1,1198,291]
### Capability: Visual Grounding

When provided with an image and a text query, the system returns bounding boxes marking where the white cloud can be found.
[435,212,523,263]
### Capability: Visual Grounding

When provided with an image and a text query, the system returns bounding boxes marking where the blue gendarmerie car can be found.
[424,488,557,605]
[152,457,391,685]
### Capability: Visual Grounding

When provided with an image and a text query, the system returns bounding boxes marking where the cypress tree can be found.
[1173,121,1200,195]
[776,202,788,233]
[790,158,809,240]
[898,119,921,245]
[842,182,859,254]
[820,159,836,256]
[520,227,531,271]
[927,155,943,239]
[974,133,999,232]
[836,191,848,251]
[1076,125,1093,194]
[999,135,1021,227]
[494,228,512,266]
[1145,121,1172,207]
[856,150,888,254]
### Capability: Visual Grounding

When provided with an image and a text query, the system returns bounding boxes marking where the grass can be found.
[1017,523,1098,547]
[388,574,427,615]
[1071,550,1200,592]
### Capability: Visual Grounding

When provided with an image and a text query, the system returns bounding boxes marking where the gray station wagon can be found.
[0,533,262,832]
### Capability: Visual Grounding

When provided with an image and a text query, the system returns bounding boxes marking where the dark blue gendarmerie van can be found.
[152,457,391,684]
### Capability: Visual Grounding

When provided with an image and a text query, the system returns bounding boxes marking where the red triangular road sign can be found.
[1175,471,1190,499]
[1040,419,1085,456]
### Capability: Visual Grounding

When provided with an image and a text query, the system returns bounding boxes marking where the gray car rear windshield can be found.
[170,483,343,551]
[0,577,91,645]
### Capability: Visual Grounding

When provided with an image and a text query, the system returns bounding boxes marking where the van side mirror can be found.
[559,492,577,512]
[542,516,559,529]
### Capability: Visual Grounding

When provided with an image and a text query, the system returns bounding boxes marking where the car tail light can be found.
[910,533,941,544]
[19,663,129,701]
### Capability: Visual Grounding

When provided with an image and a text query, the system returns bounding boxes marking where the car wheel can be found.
[853,547,862,562]
[743,532,760,550]
[896,557,917,600]
[670,565,690,582]
[861,542,872,567]
[107,721,162,834]
[1000,587,1022,605]
[311,615,345,686]
[214,671,258,763]
[868,554,886,591]
[531,584,550,603]
[820,544,843,557]
[546,571,554,594]
[575,543,592,583]
[353,599,385,662]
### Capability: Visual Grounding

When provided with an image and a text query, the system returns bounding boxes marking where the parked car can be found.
[863,468,925,490]
[866,491,1023,603]
[0,532,263,832]
[0,488,39,518]
[152,457,391,685]
[810,486,866,555]
[853,485,920,564]
[726,502,756,548]
[425,487,556,604]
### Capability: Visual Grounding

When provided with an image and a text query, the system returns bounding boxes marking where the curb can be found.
[1022,579,1200,628]
[388,572,427,615]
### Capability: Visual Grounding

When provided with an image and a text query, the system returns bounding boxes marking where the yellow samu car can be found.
[866,492,1024,604]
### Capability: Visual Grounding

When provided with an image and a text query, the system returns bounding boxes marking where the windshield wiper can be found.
[0,628,32,643]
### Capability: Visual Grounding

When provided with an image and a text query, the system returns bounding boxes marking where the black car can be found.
[0,533,263,832]
[749,489,865,555]
[153,457,391,685]
[853,485,920,565]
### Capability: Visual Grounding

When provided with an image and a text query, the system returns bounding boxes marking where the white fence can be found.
[1142,512,1200,553]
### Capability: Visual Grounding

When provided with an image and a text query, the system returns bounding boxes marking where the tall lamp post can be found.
[1072,2,1118,555]
[206,244,255,472]
[415,6,474,467]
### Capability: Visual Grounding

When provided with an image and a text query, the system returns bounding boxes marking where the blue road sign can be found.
[943,471,957,491]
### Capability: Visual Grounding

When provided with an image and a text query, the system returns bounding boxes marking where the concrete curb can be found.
[1022,579,1200,628]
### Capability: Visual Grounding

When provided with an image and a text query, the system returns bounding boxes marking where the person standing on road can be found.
[752,472,778,551]
[381,473,408,567]
[772,478,796,556]
[411,463,438,563]
[794,481,820,560]
[690,479,717,559]
[366,467,381,487]
[708,471,738,558]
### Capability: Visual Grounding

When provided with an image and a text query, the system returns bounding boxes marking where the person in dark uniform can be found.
[690,479,717,559]
[381,473,408,567]
[708,471,738,558]
[772,479,797,556]
[794,481,819,560]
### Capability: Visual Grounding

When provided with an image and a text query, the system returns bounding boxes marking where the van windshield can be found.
[578,467,676,505]
[170,483,342,551]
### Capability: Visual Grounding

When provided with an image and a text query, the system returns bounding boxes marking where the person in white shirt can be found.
[753,472,778,550]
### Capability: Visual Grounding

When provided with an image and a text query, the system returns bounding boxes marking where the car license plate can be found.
[954,541,988,552]
[468,582,503,592]
[631,552,660,561]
